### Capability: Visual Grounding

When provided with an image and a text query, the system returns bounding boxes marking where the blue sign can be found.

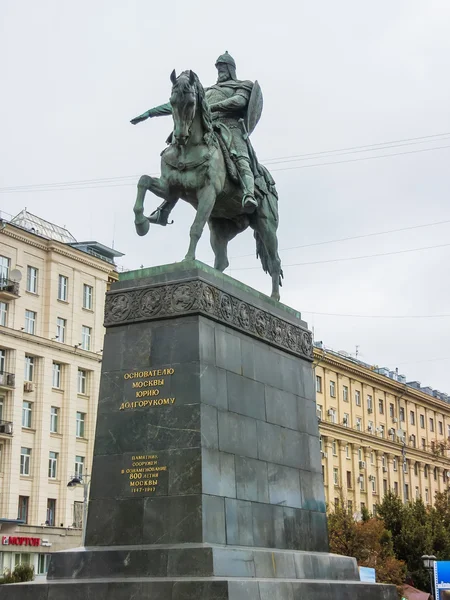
[359,567,376,583]
[434,561,450,599]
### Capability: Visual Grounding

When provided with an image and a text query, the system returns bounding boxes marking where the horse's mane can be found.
[177,70,216,148]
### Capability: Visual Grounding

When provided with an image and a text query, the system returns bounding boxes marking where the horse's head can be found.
[170,69,197,146]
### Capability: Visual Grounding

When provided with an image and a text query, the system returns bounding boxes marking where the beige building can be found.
[315,343,450,516]
[0,210,122,577]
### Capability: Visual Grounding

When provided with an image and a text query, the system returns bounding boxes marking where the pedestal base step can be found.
[0,577,398,600]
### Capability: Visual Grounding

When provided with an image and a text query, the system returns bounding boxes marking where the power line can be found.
[263,131,450,163]
[2,131,450,193]
[229,218,450,260]
[232,241,450,271]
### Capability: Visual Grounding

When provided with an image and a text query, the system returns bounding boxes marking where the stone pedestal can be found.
[0,262,397,599]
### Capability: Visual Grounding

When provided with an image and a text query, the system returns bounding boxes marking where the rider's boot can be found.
[236,158,258,212]
[148,201,173,226]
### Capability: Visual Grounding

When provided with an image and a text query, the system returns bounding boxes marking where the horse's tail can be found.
[254,230,284,286]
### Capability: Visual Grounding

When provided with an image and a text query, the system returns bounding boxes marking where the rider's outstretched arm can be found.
[131,102,172,124]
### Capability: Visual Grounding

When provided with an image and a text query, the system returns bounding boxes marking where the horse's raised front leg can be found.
[133,175,172,236]
[185,185,216,261]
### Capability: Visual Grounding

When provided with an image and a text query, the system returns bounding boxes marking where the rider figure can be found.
[131,51,258,226]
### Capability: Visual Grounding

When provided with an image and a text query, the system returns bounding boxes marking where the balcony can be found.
[0,278,20,300]
[0,372,15,389]
[0,420,13,436]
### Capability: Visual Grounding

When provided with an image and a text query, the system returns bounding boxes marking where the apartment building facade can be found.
[0,210,122,576]
[315,344,450,516]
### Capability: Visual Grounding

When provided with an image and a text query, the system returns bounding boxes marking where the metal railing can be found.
[0,420,13,435]
[0,371,15,387]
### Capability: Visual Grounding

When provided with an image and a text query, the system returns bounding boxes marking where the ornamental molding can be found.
[104,278,313,361]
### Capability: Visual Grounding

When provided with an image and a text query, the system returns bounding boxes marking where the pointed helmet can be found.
[215,51,237,80]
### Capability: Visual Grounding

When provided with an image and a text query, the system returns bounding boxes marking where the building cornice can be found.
[1,226,114,275]
[0,326,102,363]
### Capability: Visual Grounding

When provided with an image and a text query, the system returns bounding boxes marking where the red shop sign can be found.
[2,536,41,547]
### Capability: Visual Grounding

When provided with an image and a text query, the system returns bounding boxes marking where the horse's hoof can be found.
[135,218,150,237]
[271,292,280,302]
[183,255,195,262]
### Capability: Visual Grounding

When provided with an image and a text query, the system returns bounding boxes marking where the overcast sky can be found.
[1,0,450,392]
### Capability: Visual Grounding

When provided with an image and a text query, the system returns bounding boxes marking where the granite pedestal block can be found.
[0,262,397,600]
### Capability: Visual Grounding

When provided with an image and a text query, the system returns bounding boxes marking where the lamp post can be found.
[421,554,436,600]
[67,473,91,547]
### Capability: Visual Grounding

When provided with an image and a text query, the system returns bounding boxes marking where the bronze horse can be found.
[133,70,283,300]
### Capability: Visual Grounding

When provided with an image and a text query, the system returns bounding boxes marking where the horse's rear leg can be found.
[185,185,216,261]
[208,218,241,272]
[133,175,172,236]
[251,217,282,301]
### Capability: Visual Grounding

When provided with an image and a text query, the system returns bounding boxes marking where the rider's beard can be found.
[217,71,229,83]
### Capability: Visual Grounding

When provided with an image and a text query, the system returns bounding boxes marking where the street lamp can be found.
[421,554,436,600]
[67,473,91,547]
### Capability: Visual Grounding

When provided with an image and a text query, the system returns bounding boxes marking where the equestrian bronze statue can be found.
[131,52,283,300]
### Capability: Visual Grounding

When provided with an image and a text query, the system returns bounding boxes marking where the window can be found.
[24,310,36,334]
[394,482,399,495]
[382,454,386,468]
[333,467,339,485]
[434,467,438,481]
[77,369,87,395]
[328,408,337,424]
[383,479,388,495]
[58,275,68,301]
[370,452,375,465]
[367,395,373,412]
[410,434,416,448]
[343,385,349,402]
[81,326,91,350]
[368,420,374,433]
[37,554,51,575]
[379,424,385,438]
[46,499,56,526]
[0,349,5,373]
[50,407,59,433]
[24,355,34,382]
[0,301,7,326]
[430,418,434,432]
[334,497,339,508]
[315,375,322,393]
[421,438,426,450]
[378,398,384,414]
[48,451,58,479]
[410,411,415,425]
[332,441,337,456]
[76,412,85,438]
[22,401,32,428]
[56,318,66,343]
[414,462,418,476]
[346,471,352,488]
[425,488,429,504]
[399,407,405,422]
[448,424,450,438]
[439,421,443,435]
[393,457,398,471]
[343,412,349,427]
[319,436,322,452]
[52,362,61,388]
[355,390,361,406]
[389,403,394,418]
[83,284,93,310]
[356,417,362,431]
[316,404,323,420]
[359,475,365,491]
[26,266,38,294]
[424,465,429,479]
[0,255,10,282]
[347,500,353,513]
[371,477,376,493]
[17,496,29,523]
[420,414,425,428]
[405,484,409,500]
[75,456,85,479]
[329,380,336,397]
[20,448,31,476]
[345,445,350,459]
[73,502,83,529]
[0,397,3,421]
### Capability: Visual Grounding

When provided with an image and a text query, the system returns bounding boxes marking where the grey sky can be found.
[1,0,450,391]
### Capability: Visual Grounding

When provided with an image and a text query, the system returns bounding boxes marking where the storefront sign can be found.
[434,561,450,599]
[2,536,41,547]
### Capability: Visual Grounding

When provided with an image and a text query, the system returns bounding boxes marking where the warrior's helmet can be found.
[215,51,237,80]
